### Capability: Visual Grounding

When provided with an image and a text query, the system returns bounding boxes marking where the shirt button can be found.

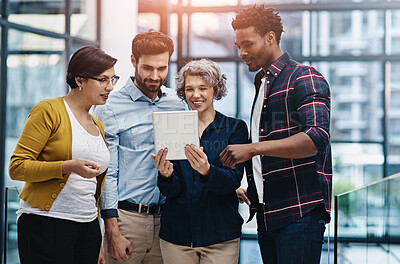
[152,102,155,105]
[51,193,57,199]
[59,183,65,188]
[274,73,278,76]
[45,205,51,211]
[263,105,266,108]
[261,129,264,132]
[266,71,270,75]
[266,81,270,84]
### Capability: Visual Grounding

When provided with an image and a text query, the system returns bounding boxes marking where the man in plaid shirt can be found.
[220,5,332,264]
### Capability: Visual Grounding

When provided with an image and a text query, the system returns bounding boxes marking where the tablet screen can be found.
[152,110,199,160]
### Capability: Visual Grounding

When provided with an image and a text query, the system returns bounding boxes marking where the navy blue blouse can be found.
[157,111,249,247]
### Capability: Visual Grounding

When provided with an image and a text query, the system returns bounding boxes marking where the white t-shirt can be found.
[17,100,110,222]
[251,76,267,203]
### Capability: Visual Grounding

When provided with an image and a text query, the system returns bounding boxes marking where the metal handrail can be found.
[335,172,400,198]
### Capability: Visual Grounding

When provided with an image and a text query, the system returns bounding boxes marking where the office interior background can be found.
[1,0,400,263]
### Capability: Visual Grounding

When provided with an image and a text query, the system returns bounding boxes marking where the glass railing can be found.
[334,172,400,264]
[5,187,20,264]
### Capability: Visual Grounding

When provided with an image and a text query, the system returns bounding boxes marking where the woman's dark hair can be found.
[232,4,284,44]
[131,29,174,62]
[66,46,117,89]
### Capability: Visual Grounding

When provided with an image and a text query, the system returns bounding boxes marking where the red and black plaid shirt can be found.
[248,52,332,231]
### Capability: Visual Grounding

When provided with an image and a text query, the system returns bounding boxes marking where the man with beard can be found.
[93,30,186,264]
[220,5,332,264]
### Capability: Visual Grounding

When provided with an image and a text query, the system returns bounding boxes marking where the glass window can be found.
[71,0,97,41]
[182,0,189,6]
[5,187,20,264]
[238,62,256,125]
[182,13,189,58]
[189,12,236,58]
[170,13,178,61]
[241,0,308,4]
[169,13,188,61]
[190,0,238,6]
[314,0,380,2]
[387,10,400,55]
[8,28,64,52]
[388,62,400,174]
[138,13,160,32]
[332,143,384,190]
[167,62,178,90]
[312,10,384,56]
[9,0,65,34]
[280,12,305,57]
[6,30,65,189]
[214,62,237,118]
[313,61,384,142]
[70,41,90,56]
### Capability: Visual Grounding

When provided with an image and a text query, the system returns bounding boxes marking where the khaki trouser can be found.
[160,238,240,264]
[103,209,162,264]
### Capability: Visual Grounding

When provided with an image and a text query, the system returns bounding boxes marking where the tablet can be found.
[152,110,199,160]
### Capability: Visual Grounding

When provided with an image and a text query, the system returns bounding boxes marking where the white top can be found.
[250,77,267,203]
[17,100,110,222]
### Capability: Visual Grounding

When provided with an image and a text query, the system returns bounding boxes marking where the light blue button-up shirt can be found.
[93,77,186,218]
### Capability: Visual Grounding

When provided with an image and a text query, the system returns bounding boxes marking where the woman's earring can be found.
[79,86,82,91]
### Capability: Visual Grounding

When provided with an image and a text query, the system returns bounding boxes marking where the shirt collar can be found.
[255,52,291,83]
[203,111,226,135]
[126,77,168,102]
[267,51,290,77]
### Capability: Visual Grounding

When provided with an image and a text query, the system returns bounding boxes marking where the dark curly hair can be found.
[232,4,284,44]
[66,46,117,89]
[132,29,174,62]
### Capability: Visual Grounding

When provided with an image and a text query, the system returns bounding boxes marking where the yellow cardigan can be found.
[9,97,108,212]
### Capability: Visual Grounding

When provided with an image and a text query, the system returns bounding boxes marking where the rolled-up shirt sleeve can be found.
[294,67,331,153]
[93,105,120,218]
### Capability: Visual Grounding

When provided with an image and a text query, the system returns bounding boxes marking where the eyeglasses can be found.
[88,76,120,87]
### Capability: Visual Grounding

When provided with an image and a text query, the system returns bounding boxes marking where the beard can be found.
[244,43,272,72]
[247,63,260,72]
[135,72,165,94]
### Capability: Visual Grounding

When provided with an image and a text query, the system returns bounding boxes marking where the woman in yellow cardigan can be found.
[9,46,118,264]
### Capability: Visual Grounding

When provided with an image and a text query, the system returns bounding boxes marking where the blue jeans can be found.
[256,206,327,264]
